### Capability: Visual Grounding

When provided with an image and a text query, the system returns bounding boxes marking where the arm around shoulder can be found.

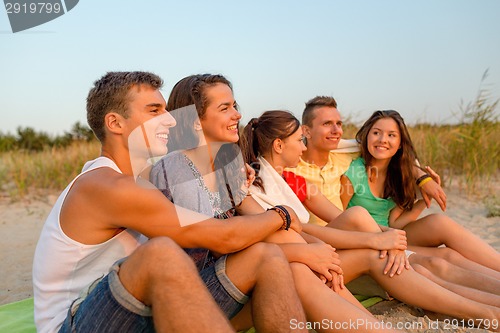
[303,182,343,222]
[339,175,354,211]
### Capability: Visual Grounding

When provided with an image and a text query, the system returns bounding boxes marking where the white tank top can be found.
[33,157,147,333]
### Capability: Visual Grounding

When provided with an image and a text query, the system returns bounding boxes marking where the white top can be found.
[33,157,147,333]
[250,156,310,223]
[334,139,360,153]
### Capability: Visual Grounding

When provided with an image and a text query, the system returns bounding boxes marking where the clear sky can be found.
[1,0,499,136]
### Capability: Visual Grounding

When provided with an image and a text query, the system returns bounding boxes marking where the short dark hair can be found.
[86,71,163,142]
[302,96,338,127]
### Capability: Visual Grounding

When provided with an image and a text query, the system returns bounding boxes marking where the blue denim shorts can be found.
[59,255,248,332]
[200,254,249,318]
[59,259,154,332]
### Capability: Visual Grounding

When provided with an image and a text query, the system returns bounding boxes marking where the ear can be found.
[104,112,125,135]
[302,125,311,138]
[194,119,203,131]
[272,138,283,154]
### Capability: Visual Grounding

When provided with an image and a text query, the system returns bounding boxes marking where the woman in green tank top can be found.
[340,110,500,305]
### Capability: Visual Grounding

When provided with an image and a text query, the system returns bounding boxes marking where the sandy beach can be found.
[0,181,498,332]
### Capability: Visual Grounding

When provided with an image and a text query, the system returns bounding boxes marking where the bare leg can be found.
[326,206,379,232]
[290,263,401,333]
[409,251,500,294]
[324,213,500,293]
[225,242,307,333]
[266,228,369,312]
[412,263,500,307]
[409,246,500,280]
[327,209,500,279]
[229,301,253,332]
[338,248,500,328]
[266,229,401,331]
[404,214,500,271]
[118,237,234,333]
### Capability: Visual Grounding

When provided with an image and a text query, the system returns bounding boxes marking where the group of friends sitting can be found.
[33,72,500,333]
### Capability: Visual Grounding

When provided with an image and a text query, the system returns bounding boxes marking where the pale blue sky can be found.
[1,0,499,135]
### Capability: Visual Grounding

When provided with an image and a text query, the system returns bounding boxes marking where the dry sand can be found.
[0,182,498,332]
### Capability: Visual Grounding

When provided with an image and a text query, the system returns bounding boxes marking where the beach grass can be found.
[0,120,498,199]
[484,195,500,217]
[344,74,499,196]
[1,79,498,199]
[0,141,100,198]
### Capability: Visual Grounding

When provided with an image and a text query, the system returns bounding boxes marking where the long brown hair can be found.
[356,110,418,210]
[240,110,300,192]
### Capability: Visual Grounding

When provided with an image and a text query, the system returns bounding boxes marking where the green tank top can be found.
[344,158,396,227]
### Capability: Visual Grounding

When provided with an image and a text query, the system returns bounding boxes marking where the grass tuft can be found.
[0,141,100,199]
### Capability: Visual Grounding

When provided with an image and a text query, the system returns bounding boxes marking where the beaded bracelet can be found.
[267,205,291,231]
[416,174,431,186]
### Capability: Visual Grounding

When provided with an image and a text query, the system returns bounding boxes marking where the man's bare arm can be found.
[72,168,300,254]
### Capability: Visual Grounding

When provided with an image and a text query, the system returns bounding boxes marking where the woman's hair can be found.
[240,110,300,192]
[356,110,419,210]
[166,74,233,152]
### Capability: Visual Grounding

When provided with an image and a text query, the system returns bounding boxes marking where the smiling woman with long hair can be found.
[341,110,500,273]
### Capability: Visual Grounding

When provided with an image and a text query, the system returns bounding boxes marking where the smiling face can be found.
[366,117,401,162]
[199,83,241,144]
[280,127,307,168]
[304,106,343,151]
[125,84,176,158]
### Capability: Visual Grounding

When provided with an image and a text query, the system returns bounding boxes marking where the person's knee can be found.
[426,214,456,231]
[266,229,306,244]
[344,206,377,231]
[119,237,199,305]
[420,255,450,275]
[247,242,289,273]
[136,237,195,275]
[430,213,453,223]
[352,249,380,272]
[141,237,182,259]
[412,263,433,279]
[348,205,370,217]
[436,247,463,262]
[251,242,286,261]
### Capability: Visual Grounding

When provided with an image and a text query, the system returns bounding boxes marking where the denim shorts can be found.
[200,254,249,318]
[59,259,154,332]
[59,255,248,332]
